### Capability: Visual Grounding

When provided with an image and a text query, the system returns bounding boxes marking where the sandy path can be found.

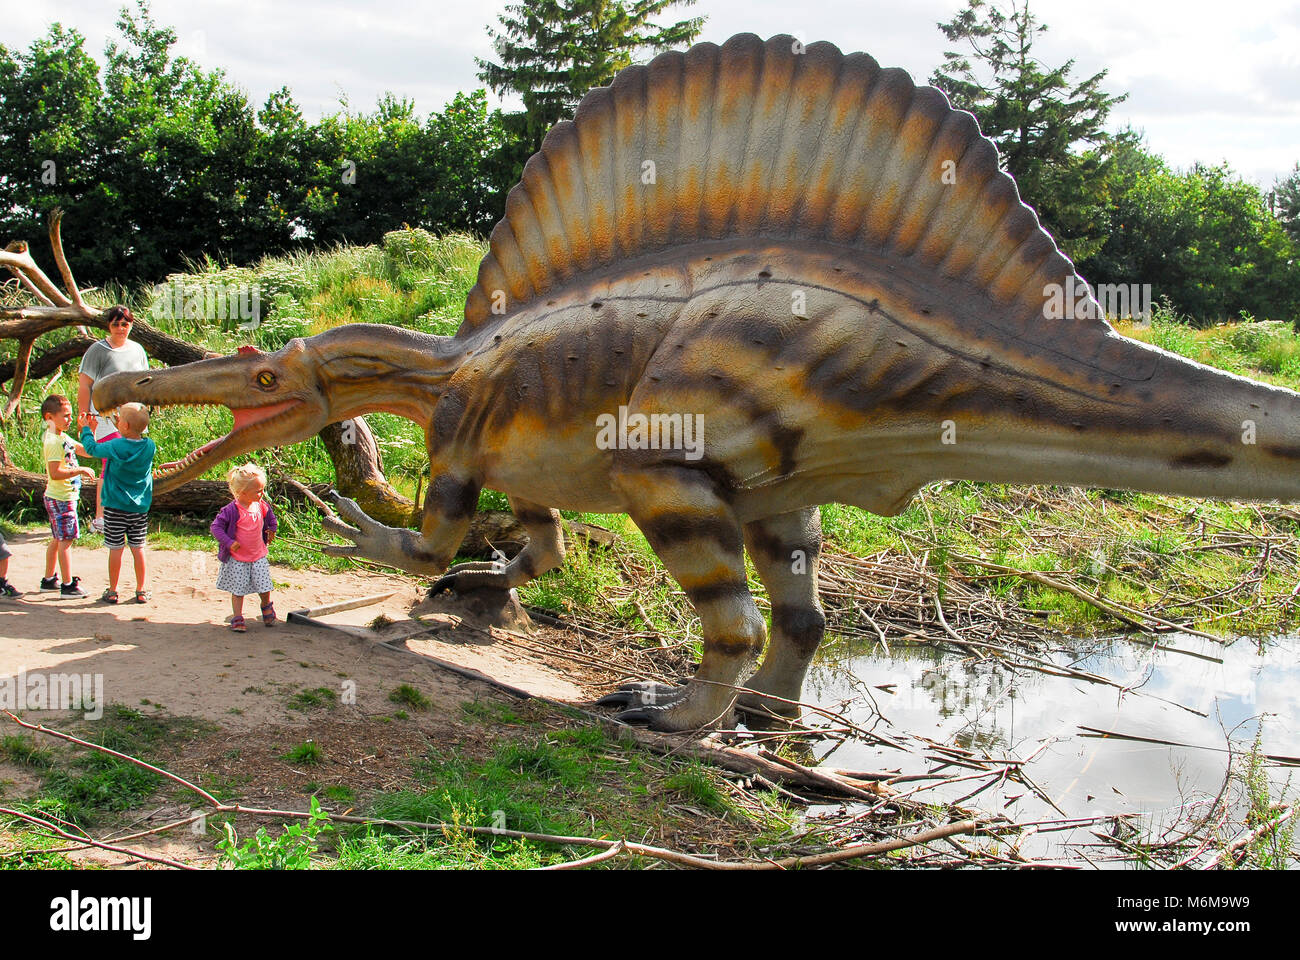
[0,531,594,730]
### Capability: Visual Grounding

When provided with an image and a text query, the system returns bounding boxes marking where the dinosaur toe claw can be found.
[596,690,637,708]
[613,707,657,726]
[428,574,457,596]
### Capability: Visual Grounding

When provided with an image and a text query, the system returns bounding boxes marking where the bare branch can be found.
[0,241,71,308]
[2,337,36,422]
[48,209,88,312]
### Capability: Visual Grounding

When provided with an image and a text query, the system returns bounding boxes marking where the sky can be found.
[9,0,1300,188]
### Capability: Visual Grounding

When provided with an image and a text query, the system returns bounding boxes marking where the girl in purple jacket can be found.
[211,463,278,632]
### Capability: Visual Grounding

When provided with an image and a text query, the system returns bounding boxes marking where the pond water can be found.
[804,631,1300,864]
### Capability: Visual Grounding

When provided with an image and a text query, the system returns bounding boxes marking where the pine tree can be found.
[1272,163,1300,244]
[476,0,703,159]
[930,0,1128,262]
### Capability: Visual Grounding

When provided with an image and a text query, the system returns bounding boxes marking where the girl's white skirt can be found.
[216,556,273,596]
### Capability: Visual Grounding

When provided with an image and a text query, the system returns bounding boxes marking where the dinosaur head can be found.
[92,323,462,494]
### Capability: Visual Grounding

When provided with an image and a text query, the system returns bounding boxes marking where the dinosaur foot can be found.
[420,583,534,634]
[733,686,800,728]
[596,681,688,709]
[604,681,736,732]
[429,561,506,596]
[735,689,803,729]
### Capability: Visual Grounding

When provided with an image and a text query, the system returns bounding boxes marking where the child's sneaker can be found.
[40,575,59,591]
[0,580,21,599]
[60,577,86,598]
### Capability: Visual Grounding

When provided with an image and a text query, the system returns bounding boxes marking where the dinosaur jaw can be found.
[152,398,315,494]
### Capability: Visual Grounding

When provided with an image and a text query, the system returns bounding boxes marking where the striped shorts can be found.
[43,497,79,541]
[103,507,148,549]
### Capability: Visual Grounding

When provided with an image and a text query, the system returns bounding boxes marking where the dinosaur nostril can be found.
[135,376,152,385]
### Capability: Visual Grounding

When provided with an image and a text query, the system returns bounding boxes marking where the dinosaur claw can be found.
[596,690,637,708]
[613,707,657,726]
[428,574,457,596]
[321,516,361,540]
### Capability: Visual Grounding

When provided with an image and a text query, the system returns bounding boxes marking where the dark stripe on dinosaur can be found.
[685,581,752,606]
[427,475,480,519]
[1265,444,1300,461]
[1170,450,1233,469]
[704,635,764,658]
[513,506,555,527]
[432,390,468,446]
[770,602,827,656]
[639,512,740,552]
[644,370,805,479]
[745,521,821,563]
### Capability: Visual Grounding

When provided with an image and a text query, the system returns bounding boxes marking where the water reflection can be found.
[806,632,1300,861]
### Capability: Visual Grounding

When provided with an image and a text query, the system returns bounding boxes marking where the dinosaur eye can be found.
[256,371,276,389]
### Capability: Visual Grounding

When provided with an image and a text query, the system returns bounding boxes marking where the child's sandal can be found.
[230,615,246,633]
[100,588,119,604]
[261,601,277,627]
[135,590,151,604]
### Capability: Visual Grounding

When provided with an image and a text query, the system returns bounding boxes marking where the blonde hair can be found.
[226,463,267,497]
[116,402,150,433]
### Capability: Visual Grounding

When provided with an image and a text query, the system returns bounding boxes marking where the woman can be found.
[78,305,150,534]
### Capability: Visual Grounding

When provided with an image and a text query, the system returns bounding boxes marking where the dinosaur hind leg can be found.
[738,508,826,724]
[609,466,766,732]
[429,497,564,594]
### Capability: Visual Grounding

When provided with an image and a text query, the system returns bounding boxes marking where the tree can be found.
[294,90,511,247]
[1080,143,1300,323]
[0,23,103,271]
[1272,163,1300,245]
[476,0,704,166]
[930,0,1128,262]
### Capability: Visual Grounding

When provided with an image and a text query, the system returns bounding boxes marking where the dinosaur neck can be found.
[315,325,471,426]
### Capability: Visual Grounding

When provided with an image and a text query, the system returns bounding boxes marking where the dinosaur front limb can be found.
[321,471,479,577]
[428,497,564,595]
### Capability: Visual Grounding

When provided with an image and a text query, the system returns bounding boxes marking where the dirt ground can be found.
[0,531,632,866]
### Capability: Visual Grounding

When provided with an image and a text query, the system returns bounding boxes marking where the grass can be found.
[0,706,214,829]
[287,687,337,711]
[388,684,430,712]
[0,735,54,769]
[283,741,324,766]
[328,707,767,869]
[1230,729,1297,869]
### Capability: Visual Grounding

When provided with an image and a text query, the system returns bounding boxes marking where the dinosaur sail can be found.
[462,33,1083,339]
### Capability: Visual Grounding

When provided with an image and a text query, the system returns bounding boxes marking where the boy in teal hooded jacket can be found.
[80,403,156,603]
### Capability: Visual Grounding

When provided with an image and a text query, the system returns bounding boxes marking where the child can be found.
[79,403,156,603]
[211,463,278,632]
[0,530,20,598]
[41,394,95,597]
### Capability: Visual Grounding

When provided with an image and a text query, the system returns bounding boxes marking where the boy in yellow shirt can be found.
[41,395,95,597]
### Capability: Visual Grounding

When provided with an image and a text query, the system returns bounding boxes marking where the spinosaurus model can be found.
[96,34,1300,732]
